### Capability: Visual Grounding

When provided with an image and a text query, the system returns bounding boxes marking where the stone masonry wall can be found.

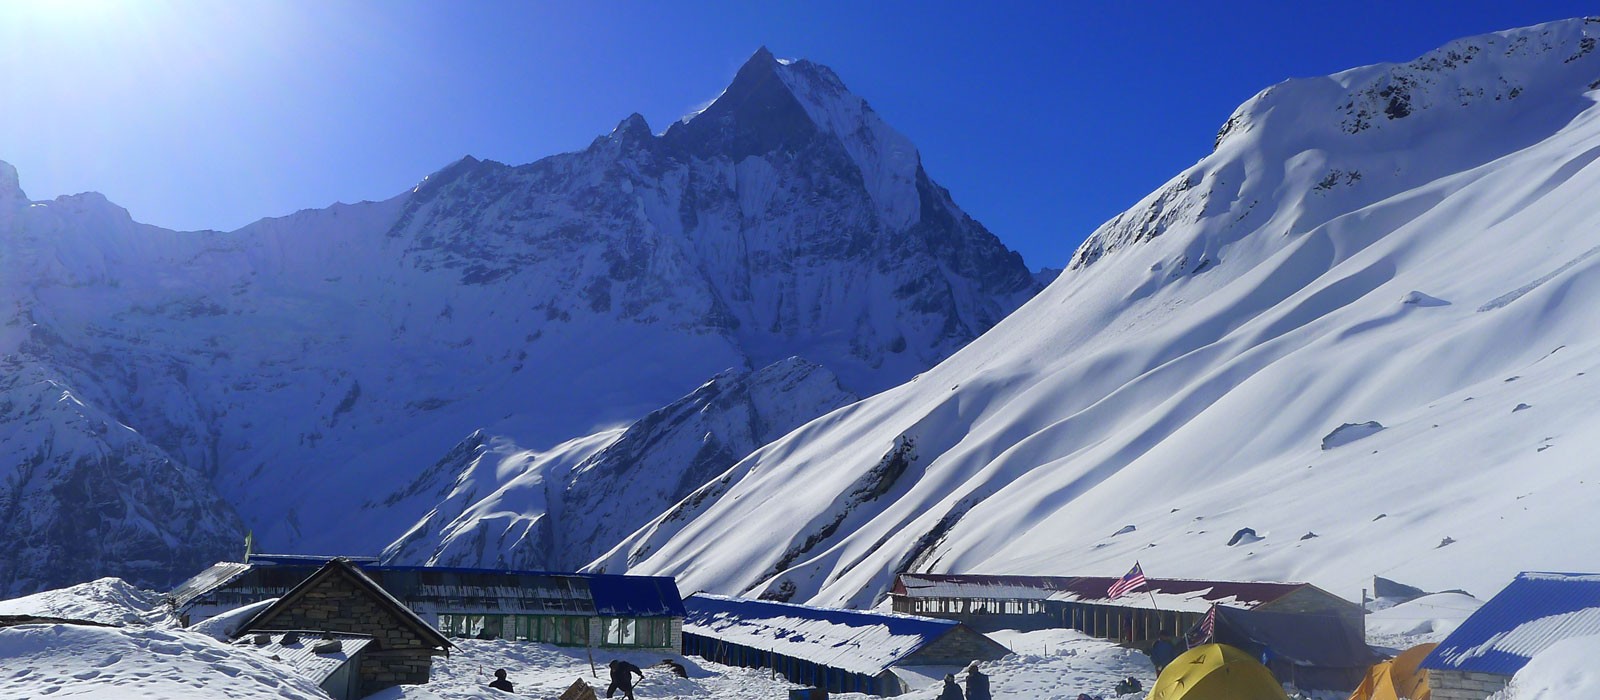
[261,572,439,695]
[1430,669,1510,700]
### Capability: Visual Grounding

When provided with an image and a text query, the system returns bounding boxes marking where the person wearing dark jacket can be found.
[607,659,645,699]
[488,668,514,692]
[964,661,991,700]
[1149,631,1180,674]
[938,673,965,700]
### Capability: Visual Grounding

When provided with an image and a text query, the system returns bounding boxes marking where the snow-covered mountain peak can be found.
[1225,16,1600,147]
[410,154,485,196]
[610,112,654,141]
[0,49,1042,593]
[663,48,923,231]
[1073,17,1600,272]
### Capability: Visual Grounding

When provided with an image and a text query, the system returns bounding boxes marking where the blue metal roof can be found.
[683,593,962,675]
[1421,572,1600,676]
[588,574,687,617]
[684,593,958,642]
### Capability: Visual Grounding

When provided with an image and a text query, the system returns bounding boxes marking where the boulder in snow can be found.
[1321,421,1386,450]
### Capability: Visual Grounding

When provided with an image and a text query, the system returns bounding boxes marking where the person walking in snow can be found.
[938,673,965,700]
[488,668,514,693]
[964,661,991,700]
[607,659,645,699]
[1148,630,1180,674]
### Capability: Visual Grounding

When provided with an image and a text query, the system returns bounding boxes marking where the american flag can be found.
[1106,563,1146,600]
[1200,603,1217,642]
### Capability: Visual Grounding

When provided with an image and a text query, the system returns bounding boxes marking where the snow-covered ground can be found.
[373,640,799,700]
[376,630,1158,700]
[0,577,1533,700]
[0,577,1223,700]
[927,628,1154,700]
[0,623,333,699]
[0,577,173,627]
[1491,634,1600,699]
[1365,592,1483,652]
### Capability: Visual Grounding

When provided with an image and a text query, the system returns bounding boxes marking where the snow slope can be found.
[379,358,857,570]
[598,18,1600,607]
[0,623,333,699]
[0,48,1040,593]
[1366,592,1483,652]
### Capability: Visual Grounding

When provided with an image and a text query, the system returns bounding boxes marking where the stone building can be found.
[1421,571,1600,700]
[682,593,1008,696]
[171,554,685,653]
[234,558,452,696]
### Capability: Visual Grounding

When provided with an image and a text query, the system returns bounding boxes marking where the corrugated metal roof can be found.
[235,631,372,684]
[173,560,685,619]
[1421,571,1600,676]
[168,562,252,610]
[684,594,959,676]
[896,573,1308,612]
[247,554,379,566]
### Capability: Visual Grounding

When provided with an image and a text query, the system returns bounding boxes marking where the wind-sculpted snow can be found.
[0,48,1039,592]
[611,18,1600,608]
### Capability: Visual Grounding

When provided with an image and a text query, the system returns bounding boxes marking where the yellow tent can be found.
[1347,643,1436,700]
[1147,643,1289,700]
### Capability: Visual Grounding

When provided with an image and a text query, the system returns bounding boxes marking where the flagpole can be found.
[1139,562,1159,639]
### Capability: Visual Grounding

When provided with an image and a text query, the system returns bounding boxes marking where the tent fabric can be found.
[1188,606,1374,690]
[1202,606,1375,668]
[1348,644,1435,700]
[1148,643,1289,700]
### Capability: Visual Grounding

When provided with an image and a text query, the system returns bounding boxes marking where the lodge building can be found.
[890,573,1363,643]
[171,554,685,652]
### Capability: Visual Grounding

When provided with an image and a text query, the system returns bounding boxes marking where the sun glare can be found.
[8,0,131,26]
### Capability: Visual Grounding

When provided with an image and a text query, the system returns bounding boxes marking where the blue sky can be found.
[1,1,1593,268]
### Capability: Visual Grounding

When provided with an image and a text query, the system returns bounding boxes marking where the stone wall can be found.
[1429,669,1511,700]
[259,571,440,695]
[360,648,434,694]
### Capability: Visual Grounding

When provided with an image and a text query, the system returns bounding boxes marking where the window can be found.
[599,618,671,648]
[604,618,637,646]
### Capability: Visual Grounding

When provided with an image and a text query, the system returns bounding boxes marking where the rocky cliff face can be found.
[0,48,1040,593]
